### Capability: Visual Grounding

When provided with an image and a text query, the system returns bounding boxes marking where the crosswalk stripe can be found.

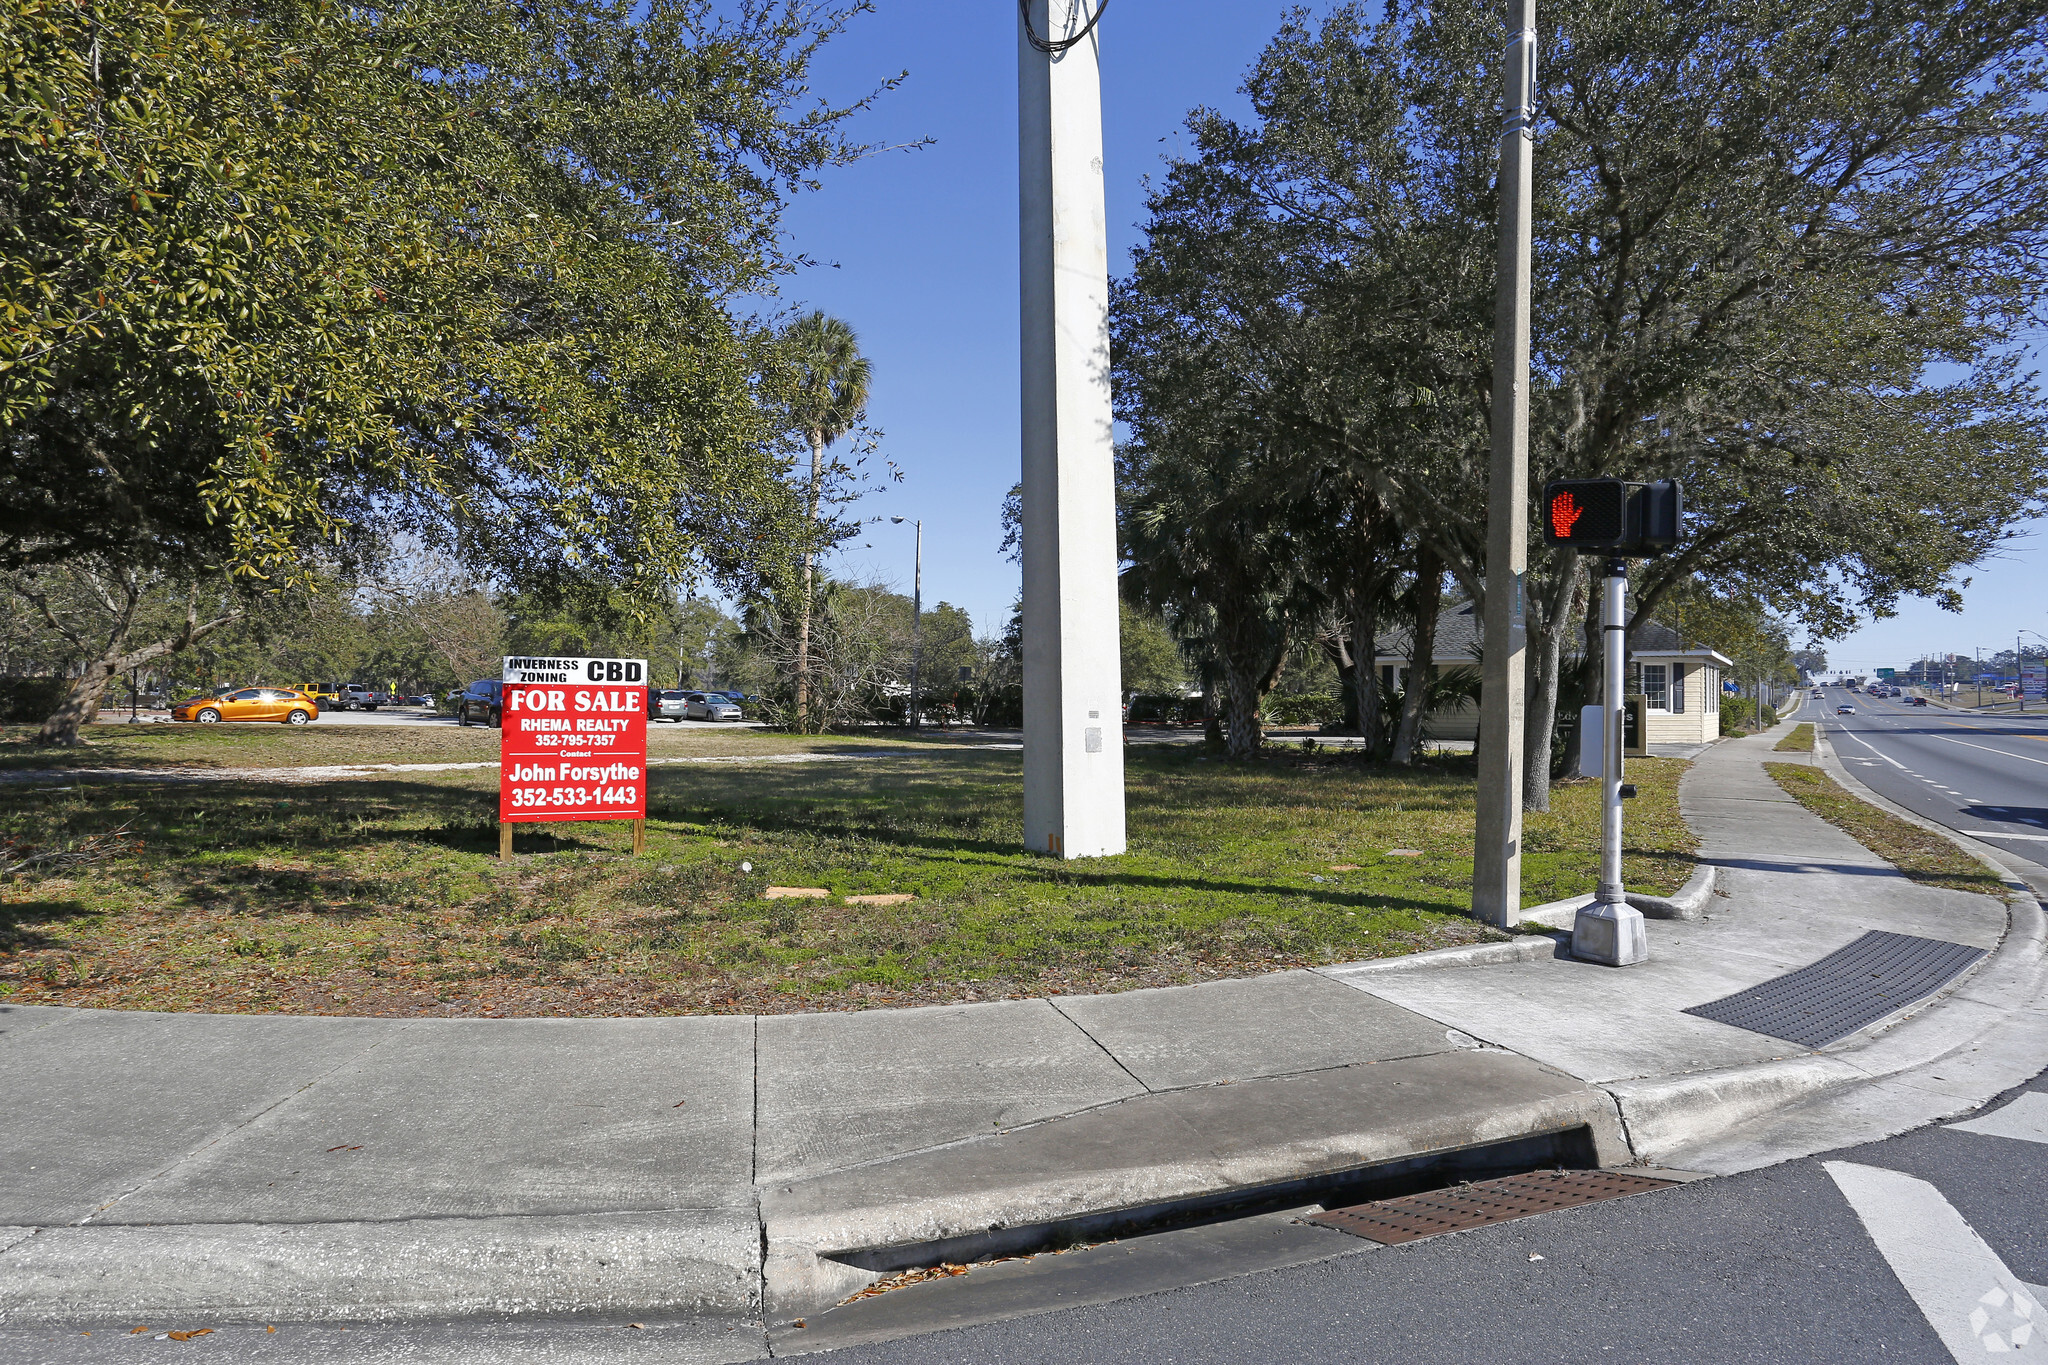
[1826,1161,2042,1358]
[1951,1092,2048,1144]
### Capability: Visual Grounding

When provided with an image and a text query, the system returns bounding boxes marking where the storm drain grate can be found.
[1306,1170,1678,1245]
[1681,930,1985,1049]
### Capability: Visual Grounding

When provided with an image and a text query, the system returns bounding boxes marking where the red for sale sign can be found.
[498,656,647,823]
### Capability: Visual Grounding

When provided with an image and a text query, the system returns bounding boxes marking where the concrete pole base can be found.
[1572,899,1649,966]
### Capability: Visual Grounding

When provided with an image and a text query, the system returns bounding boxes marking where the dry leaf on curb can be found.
[129,1326,149,1335]
[167,1329,213,1340]
[327,1144,361,1152]
[627,1323,646,1330]
[267,1325,277,1332]
[672,1100,686,1108]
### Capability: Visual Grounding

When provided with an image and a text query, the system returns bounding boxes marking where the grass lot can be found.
[0,720,981,772]
[1774,724,1815,752]
[0,731,1699,1018]
[1764,763,2009,897]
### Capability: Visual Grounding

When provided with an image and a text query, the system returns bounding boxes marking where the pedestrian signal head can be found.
[1540,479,1683,555]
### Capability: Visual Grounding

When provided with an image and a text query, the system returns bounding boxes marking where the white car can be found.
[1837,703,1857,715]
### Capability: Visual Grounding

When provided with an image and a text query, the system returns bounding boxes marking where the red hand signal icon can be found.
[1550,491,1583,540]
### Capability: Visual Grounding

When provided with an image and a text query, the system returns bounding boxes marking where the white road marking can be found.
[1978,832,2048,842]
[1839,727,1910,768]
[1952,1093,2048,1145]
[1826,1161,2043,1358]
[1933,734,2048,769]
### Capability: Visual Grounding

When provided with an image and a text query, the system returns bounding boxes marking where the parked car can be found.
[444,687,464,709]
[453,680,505,728]
[171,688,318,726]
[685,691,742,721]
[1837,703,1857,715]
[328,682,395,711]
[651,689,691,723]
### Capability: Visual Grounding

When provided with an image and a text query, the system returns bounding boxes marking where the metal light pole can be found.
[1473,0,1538,927]
[1573,558,1648,966]
[892,516,923,728]
[1018,0,1126,858]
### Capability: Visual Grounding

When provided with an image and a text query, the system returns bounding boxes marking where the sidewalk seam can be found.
[74,1020,422,1228]
[1042,997,1153,1094]
[751,1012,766,1320]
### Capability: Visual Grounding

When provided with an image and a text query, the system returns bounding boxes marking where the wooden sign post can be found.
[496,655,649,859]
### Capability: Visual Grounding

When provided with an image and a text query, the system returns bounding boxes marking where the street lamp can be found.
[891,516,922,729]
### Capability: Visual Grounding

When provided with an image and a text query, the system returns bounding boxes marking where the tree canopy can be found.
[1113,0,2048,792]
[0,0,886,601]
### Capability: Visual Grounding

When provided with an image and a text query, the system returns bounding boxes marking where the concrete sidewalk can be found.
[3,715,2045,1354]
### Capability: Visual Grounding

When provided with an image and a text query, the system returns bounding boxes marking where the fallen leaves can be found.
[326,1144,361,1152]
[167,1328,214,1340]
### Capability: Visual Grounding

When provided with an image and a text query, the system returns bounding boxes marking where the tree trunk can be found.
[1201,668,1223,748]
[793,430,824,732]
[1391,543,1443,764]
[35,593,244,746]
[1216,608,1286,761]
[1519,566,1583,812]
[1561,581,1602,780]
[1352,583,1381,760]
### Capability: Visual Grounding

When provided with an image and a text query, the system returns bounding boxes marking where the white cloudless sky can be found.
[761,2,2045,669]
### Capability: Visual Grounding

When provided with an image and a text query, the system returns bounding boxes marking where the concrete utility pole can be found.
[1018,0,1126,859]
[1472,0,1537,927]
[892,516,923,727]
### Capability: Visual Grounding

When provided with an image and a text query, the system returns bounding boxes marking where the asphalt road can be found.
[1809,685,2048,879]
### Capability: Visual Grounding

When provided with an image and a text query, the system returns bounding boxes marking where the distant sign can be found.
[499,657,647,825]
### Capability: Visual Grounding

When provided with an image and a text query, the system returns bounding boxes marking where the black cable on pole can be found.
[1019,0,1106,54]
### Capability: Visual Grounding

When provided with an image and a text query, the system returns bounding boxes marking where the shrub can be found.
[1264,693,1343,727]
[0,677,70,724]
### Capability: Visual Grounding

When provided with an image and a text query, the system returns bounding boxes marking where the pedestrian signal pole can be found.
[1542,480,1682,966]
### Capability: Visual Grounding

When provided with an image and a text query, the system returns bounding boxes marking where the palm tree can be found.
[785,311,870,732]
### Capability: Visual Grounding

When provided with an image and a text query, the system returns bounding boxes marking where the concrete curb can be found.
[1511,863,1717,932]
[756,1050,1631,1319]
[0,1210,762,1325]
[1316,935,1567,977]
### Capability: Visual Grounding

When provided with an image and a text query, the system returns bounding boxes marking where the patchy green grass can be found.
[0,720,987,772]
[1774,724,1815,752]
[1765,763,2008,897]
[0,750,1697,1017]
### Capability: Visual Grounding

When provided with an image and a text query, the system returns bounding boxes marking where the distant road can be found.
[1811,686,2048,879]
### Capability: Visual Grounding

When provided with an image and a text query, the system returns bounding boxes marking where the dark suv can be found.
[454,680,505,728]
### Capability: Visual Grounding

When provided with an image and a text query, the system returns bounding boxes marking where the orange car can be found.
[171,688,319,726]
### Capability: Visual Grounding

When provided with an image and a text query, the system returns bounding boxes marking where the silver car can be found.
[685,691,742,721]
[652,689,691,723]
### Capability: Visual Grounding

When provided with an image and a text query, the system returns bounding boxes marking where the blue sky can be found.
[764,1,2044,674]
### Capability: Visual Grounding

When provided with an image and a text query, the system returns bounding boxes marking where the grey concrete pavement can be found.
[3,707,2045,1348]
